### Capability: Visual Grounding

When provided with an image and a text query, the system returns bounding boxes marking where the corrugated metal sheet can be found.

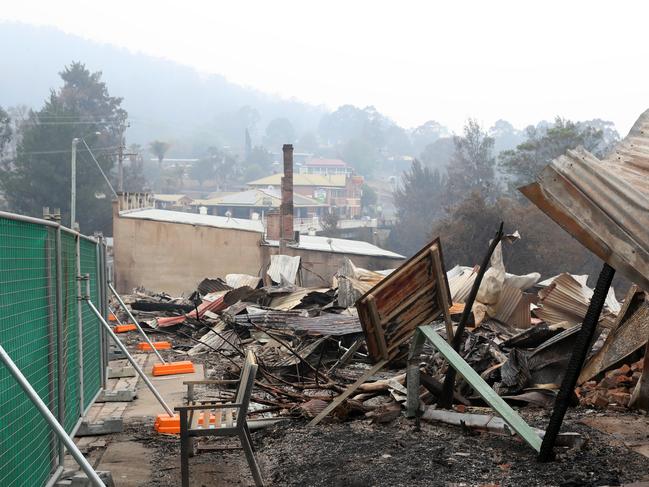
[534,273,618,328]
[448,266,477,303]
[267,255,301,285]
[197,278,232,295]
[188,319,239,356]
[259,337,326,367]
[155,292,227,327]
[492,284,523,325]
[269,287,331,311]
[225,273,262,289]
[521,109,649,291]
[235,309,361,336]
[265,235,404,259]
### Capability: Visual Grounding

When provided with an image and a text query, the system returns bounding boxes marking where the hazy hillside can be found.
[0,22,325,153]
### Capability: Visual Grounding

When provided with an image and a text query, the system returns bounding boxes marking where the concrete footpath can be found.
[61,352,203,486]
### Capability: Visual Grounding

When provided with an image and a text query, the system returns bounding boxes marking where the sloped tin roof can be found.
[521,109,649,291]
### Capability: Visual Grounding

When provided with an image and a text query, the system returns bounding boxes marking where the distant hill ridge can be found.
[0,22,325,147]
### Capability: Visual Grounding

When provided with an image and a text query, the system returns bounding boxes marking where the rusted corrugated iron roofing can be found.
[197,278,232,295]
[521,109,649,290]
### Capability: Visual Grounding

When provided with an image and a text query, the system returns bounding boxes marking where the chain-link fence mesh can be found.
[0,214,106,487]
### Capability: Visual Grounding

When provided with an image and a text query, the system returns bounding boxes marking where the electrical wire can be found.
[17,146,120,156]
[80,139,118,198]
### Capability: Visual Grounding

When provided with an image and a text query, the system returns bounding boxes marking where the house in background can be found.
[299,158,353,176]
[152,194,193,209]
[191,188,327,220]
[246,173,363,219]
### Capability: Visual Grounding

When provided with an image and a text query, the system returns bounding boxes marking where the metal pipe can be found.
[44,465,65,487]
[45,230,57,470]
[85,299,175,416]
[0,344,105,487]
[95,240,106,389]
[55,227,66,466]
[0,210,59,227]
[76,237,85,411]
[71,138,78,229]
[0,211,100,243]
[108,283,166,364]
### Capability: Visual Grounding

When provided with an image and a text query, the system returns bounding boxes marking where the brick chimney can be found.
[280,144,294,253]
[266,210,281,241]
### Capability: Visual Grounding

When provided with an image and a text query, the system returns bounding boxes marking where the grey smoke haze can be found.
[1,0,647,135]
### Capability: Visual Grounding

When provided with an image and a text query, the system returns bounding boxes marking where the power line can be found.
[80,139,118,198]
[18,146,120,156]
[25,121,119,126]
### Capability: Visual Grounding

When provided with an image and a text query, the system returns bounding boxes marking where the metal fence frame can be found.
[0,210,109,487]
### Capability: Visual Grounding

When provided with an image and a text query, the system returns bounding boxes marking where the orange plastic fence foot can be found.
[154,413,180,434]
[137,341,172,351]
[113,324,137,333]
[108,313,118,322]
[197,412,218,426]
[152,361,195,376]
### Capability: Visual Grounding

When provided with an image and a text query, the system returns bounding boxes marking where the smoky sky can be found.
[2,0,646,134]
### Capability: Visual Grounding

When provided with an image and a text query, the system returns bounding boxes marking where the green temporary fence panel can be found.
[60,231,81,433]
[80,237,101,409]
[0,219,58,487]
[0,213,107,487]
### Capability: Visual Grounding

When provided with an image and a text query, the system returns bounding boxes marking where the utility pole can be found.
[117,124,136,193]
[117,143,124,193]
[71,138,79,229]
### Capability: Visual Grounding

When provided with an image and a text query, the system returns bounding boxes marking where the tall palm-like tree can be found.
[149,140,171,169]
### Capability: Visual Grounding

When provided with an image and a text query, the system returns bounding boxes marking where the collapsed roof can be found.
[521,109,649,290]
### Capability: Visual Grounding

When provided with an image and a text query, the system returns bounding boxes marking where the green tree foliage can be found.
[318,105,410,174]
[431,191,602,278]
[320,209,340,235]
[446,119,496,204]
[419,137,455,172]
[489,119,525,153]
[245,146,273,175]
[0,62,126,234]
[360,183,378,216]
[341,138,378,177]
[296,132,318,153]
[0,106,11,155]
[149,140,171,167]
[499,117,609,193]
[387,159,446,256]
[189,146,239,190]
[263,118,295,150]
[411,120,450,155]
